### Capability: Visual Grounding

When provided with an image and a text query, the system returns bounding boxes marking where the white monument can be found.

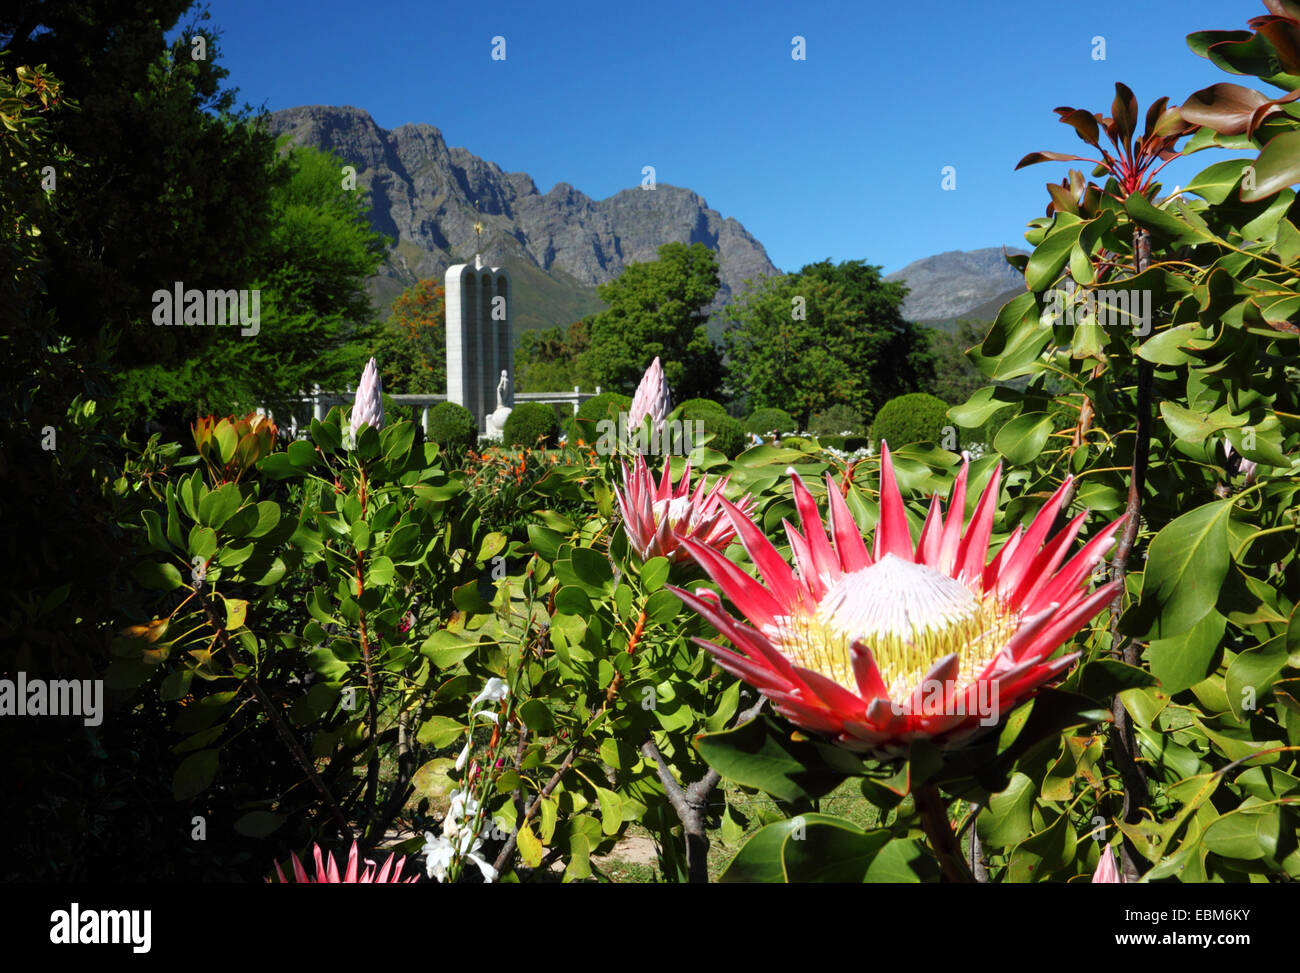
[484,370,513,442]
[446,226,512,435]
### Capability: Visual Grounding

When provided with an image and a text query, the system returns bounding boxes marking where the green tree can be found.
[516,318,593,392]
[376,279,445,394]
[925,319,991,406]
[582,242,722,399]
[196,142,385,417]
[722,258,930,427]
[2,3,283,427]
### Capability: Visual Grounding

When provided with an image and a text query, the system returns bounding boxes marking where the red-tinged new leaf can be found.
[1016,150,1096,170]
[1054,107,1100,147]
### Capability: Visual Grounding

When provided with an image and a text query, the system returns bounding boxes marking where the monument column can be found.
[445,244,512,435]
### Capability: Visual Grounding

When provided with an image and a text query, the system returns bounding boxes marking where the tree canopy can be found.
[721,258,932,426]
[582,241,723,400]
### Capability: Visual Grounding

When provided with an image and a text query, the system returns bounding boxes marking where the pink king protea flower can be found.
[627,356,671,437]
[670,443,1126,756]
[269,840,418,883]
[615,454,756,564]
[349,357,384,442]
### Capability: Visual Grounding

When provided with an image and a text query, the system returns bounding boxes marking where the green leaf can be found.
[1138,500,1233,639]
[1203,810,1270,860]
[1226,634,1291,716]
[553,585,594,616]
[977,773,1037,849]
[783,819,890,882]
[1007,808,1077,882]
[518,698,554,733]
[1242,131,1300,202]
[196,484,241,529]
[527,524,565,561]
[366,555,395,587]
[1184,158,1253,205]
[224,597,248,630]
[570,547,614,588]
[141,509,170,552]
[412,757,457,799]
[1124,191,1214,246]
[160,669,192,702]
[516,822,544,868]
[1025,219,1083,291]
[644,588,682,624]
[173,749,220,800]
[133,560,183,591]
[948,385,1020,428]
[595,787,623,836]
[287,439,317,469]
[719,813,839,883]
[420,630,477,669]
[311,417,341,452]
[1160,401,1246,444]
[639,556,671,592]
[351,520,370,552]
[696,715,857,803]
[992,412,1054,465]
[863,837,942,883]
[1138,324,1201,366]
[234,811,285,838]
[1148,611,1227,694]
[1077,660,1159,700]
[416,716,467,748]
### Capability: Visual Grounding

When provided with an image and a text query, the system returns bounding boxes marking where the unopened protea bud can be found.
[349,357,384,444]
[628,357,670,436]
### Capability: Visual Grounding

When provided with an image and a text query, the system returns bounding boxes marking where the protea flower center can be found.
[652,496,696,531]
[768,554,1019,698]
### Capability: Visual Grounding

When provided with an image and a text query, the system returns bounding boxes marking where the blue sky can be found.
[196,0,1265,275]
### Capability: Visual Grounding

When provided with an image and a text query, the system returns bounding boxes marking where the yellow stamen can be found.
[766,554,1019,698]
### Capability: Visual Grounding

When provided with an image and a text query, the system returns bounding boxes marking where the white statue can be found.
[485,369,513,442]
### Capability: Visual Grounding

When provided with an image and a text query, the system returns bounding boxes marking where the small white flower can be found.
[423,831,454,882]
[454,742,471,772]
[471,677,508,708]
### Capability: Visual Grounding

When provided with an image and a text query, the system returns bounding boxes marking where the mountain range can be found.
[269,105,1027,338]
[885,247,1028,329]
[269,105,779,332]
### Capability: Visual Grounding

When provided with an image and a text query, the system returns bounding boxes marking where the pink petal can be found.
[823,475,872,572]
[873,442,915,561]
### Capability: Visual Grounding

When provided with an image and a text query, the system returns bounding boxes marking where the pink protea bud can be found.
[628,357,670,434]
[349,357,384,442]
[1091,845,1124,883]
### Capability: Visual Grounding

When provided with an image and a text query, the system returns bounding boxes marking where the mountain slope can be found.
[885,247,1028,324]
[269,105,780,333]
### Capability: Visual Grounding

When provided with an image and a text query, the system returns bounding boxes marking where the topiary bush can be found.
[745,407,796,437]
[569,391,632,444]
[809,403,867,437]
[676,397,728,418]
[504,401,560,448]
[696,412,747,458]
[870,392,950,448]
[426,401,477,454]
